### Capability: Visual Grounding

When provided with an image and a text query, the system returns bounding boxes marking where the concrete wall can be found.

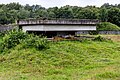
[76,31,89,35]
[99,31,120,35]
[18,19,99,25]
[0,25,14,32]
[22,25,96,32]
[77,31,120,35]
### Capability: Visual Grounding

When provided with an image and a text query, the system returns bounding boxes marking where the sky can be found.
[0,0,120,8]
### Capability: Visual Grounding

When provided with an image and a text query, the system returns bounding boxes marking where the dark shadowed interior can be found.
[27,31,76,38]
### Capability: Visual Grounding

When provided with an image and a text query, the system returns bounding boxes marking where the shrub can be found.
[22,34,49,50]
[4,30,26,48]
[0,32,4,37]
[92,36,108,42]
[89,31,99,35]
[0,30,9,37]
[0,30,49,53]
[0,30,27,52]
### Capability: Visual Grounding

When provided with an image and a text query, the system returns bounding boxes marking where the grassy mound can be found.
[0,40,120,80]
[97,22,120,31]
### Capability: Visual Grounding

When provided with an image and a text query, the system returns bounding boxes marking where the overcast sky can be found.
[0,0,120,8]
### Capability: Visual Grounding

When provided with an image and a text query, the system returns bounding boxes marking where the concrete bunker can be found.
[18,19,99,37]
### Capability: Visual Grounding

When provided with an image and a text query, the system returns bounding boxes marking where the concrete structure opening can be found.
[27,31,76,38]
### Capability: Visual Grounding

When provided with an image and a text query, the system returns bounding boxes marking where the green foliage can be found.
[89,31,99,35]
[97,22,120,31]
[0,9,8,24]
[0,30,27,52]
[22,34,49,50]
[93,36,108,42]
[108,8,120,27]
[6,2,22,10]
[0,31,6,37]
[0,3,120,27]
[0,40,120,79]
[57,6,74,19]
[96,72,120,79]
[77,7,99,19]
[0,30,49,52]
[99,8,108,22]
[17,9,30,19]
[35,9,48,18]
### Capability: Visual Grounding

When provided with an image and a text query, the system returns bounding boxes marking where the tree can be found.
[71,6,82,18]
[35,9,48,18]
[118,4,120,8]
[48,11,55,19]
[17,8,30,19]
[0,3,120,26]
[57,6,74,19]
[6,2,22,10]
[0,4,4,8]
[99,7,108,22]
[101,3,112,9]
[31,5,45,12]
[6,10,18,23]
[51,7,59,18]
[0,9,8,24]
[24,4,33,11]
[77,8,98,19]
[108,8,120,27]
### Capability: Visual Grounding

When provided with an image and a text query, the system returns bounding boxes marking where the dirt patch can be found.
[103,35,120,42]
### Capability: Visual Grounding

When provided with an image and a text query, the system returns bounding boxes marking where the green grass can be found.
[97,22,120,31]
[0,40,120,80]
[0,36,2,42]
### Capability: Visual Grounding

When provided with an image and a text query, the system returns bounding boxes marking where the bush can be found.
[0,32,5,37]
[0,30,49,53]
[92,36,107,42]
[0,31,9,37]
[89,31,99,35]
[22,34,49,50]
[0,30,27,52]
[4,30,26,48]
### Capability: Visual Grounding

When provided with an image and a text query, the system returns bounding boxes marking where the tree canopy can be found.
[0,3,120,27]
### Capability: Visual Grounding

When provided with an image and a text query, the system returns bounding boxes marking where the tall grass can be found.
[0,39,120,80]
[0,30,120,80]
